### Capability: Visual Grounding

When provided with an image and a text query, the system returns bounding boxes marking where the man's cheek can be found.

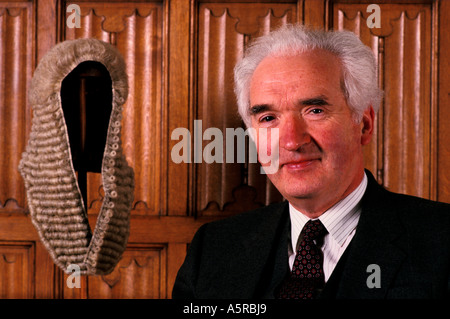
[256,128,280,174]
[320,129,359,166]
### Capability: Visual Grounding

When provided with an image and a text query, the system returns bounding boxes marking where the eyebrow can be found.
[249,95,330,115]
[249,104,270,115]
[299,95,330,106]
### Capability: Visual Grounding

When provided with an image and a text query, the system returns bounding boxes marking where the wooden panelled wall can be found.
[0,0,449,299]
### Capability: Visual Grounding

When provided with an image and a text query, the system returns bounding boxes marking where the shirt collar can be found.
[289,172,368,249]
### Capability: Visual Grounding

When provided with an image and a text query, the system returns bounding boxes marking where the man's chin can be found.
[281,190,318,202]
[269,174,326,200]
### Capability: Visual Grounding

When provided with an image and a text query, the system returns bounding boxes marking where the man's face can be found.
[249,49,373,215]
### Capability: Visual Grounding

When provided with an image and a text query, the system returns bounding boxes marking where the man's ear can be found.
[361,106,375,145]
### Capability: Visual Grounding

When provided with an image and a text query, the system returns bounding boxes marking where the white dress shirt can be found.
[288,173,368,282]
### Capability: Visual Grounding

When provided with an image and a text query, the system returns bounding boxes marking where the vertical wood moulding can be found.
[376,37,385,184]
[167,0,191,216]
[39,0,59,62]
[116,7,163,215]
[189,0,198,218]
[429,0,438,201]
[197,5,245,214]
[0,2,33,211]
[383,12,400,194]
[160,0,170,216]
[437,0,450,203]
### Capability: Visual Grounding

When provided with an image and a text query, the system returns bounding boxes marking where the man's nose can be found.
[279,115,311,151]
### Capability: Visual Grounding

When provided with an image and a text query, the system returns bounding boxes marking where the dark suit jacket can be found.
[172,171,450,299]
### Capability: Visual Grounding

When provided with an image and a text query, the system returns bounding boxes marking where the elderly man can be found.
[172,25,450,299]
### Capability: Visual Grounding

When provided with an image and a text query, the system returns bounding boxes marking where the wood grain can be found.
[333,2,434,199]
[0,2,33,210]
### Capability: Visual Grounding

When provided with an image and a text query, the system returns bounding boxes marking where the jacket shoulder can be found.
[384,189,450,217]
[204,201,287,229]
[375,187,450,239]
[364,171,450,221]
[195,201,288,248]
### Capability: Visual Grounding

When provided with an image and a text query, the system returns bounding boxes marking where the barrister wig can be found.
[19,38,134,275]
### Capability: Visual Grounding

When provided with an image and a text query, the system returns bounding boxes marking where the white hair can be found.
[234,24,383,127]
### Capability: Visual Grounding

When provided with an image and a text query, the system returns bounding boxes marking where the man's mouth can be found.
[281,158,321,170]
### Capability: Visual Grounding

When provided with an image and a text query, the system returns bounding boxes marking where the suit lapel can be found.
[323,171,407,298]
[238,201,290,298]
[259,205,290,298]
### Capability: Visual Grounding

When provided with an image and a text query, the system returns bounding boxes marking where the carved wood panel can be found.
[332,2,435,199]
[0,241,34,298]
[0,1,33,212]
[64,1,163,216]
[86,244,167,298]
[195,2,297,217]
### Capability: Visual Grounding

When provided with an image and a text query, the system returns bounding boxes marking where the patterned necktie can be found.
[276,219,328,299]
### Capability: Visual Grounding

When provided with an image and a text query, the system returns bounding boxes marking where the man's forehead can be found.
[253,50,342,80]
[249,52,343,98]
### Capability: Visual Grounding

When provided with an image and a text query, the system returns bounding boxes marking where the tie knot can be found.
[301,220,327,241]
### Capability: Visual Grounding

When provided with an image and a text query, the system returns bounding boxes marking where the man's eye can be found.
[310,108,324,114]
[260,115,275,122]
